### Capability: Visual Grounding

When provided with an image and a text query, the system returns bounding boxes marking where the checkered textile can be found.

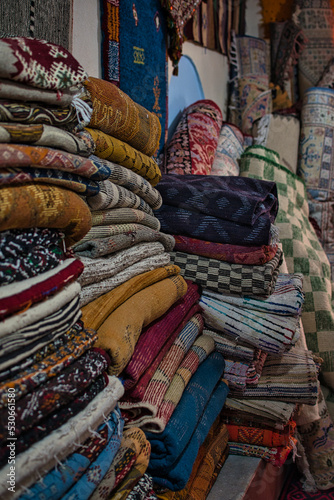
[239,145,334,389]
[169,248,282,297]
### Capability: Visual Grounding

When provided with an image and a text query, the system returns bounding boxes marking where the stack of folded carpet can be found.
[0,37,127,500]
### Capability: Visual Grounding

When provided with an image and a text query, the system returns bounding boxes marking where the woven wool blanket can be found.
[0,37,87,90]
[211,122,244,176]
[87,180,154,215]
[140,334,216,434]
[240,145,334,389]
[0,99,79,130]
[224,398,297,428]
[156,173,278,226]
[78,241,166,287]
[0,122,95,157]
[74,226,175,259]
[228,440,297,467]
[0,143,111,179]
[0,183,92,247]
[155,204,277,246]
[80,264,181,330]
[19,408,123,500]
[0,257,83,322]
[173,234,277,265]
[84,76,161,157]
[0,78,78,107]
[96,275,188,376]
[170,248,282,297]
[74,223,164,247]
[165,100,223,175]
[0,348,110,441]
[120,313,204,428]
[91,207,160,231]
[121,280,201,392]
[147,358,229,491]
[0,375,124,500]
[85,127,162,186]
[0,292,81,358]
[202,272,304,316]
[0,166,100,196]
[226,420,296,448]
[79,252,171,307]
[0,375,108,469]
[200,294,300,355]
[89,426,149,500]
[90,155,162,209]
[0,227,64,286]
[0,321,83,382]
[0,327,97,407]
[203,327,259,361]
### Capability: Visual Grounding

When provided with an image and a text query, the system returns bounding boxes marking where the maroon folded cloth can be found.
[173,235,278,265]
[0,258,83,321]
[120,280,201,393]
[0,347,110,440]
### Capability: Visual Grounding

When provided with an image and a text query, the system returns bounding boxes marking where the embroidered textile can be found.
[0,348,110,440]
[298,87,334,282]
[19,408,123,500]
[173,235,277,265]
[90,156,162,209]
[0,227,64,286]
[120,313,204,428]
[165,99,223,175]
[0,99,79,130]
[78,241,166,287]
[147,353,229,491]
[86,181,155,215]
[239,145,334,389]
[0,143,111,179]
[79,252,171,307]
[0,376,124,499]
[211,122,244,176]
[100,0,168,157]
[91,208,160,231]
[96,274,188,375]
[0,327,97,406]
[0,258,83,321]
[170,248,283,297]
[0,183,92,247]
[84,76,161,157]
[121,280,201,392]
[80,264,181,330]
[0,122,95,156]
[294,0,334,98]
[0,375,108,467]
[73,226,175,259]
[85,128,162,186]
[0,36,87,90]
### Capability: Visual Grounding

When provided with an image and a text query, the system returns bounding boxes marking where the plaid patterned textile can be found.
[239,145,334,389]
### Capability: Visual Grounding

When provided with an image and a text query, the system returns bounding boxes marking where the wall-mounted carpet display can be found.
[0,0,73,51]
[100,0,168,157]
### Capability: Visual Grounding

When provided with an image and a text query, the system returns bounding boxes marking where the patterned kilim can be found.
[125,474,156,500]
[294,0,334,98]
[96,275,187,376]
[170,248,282,297]
[89,427,150,500]
[226,419,296,448]
[121,280,200,391]
[239,145,334,389]
[86,183,154,215]
[228,440,297,466]
[18,408,123,500]
[83,76,161,157]
[298,87,334,284]
[100,0,168,157]
[0,183,92,247]
[211,122,244,176]
[120,313,203,428]
[85,127,162,186]
[0,377,124,499]
[0,123,95,156]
